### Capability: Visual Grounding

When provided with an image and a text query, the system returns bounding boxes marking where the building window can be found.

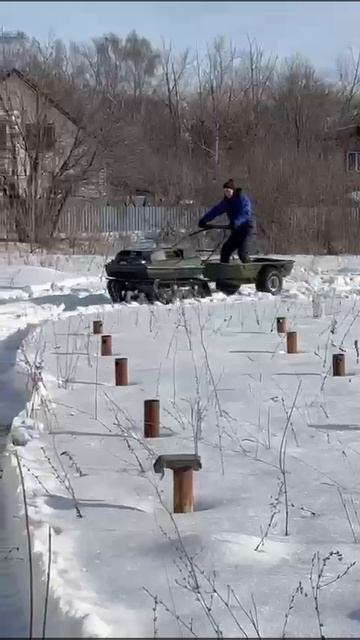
[25,122,56,152]
[0,121,7,151]
[346,151,360,172]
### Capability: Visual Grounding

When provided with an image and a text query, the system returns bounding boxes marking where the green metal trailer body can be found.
[204,257,295,295]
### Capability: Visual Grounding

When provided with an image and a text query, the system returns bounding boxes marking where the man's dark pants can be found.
[220,223,252,263]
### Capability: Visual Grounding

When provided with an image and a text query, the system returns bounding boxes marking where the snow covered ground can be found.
[3,252,360,637]
[2,249,360,301]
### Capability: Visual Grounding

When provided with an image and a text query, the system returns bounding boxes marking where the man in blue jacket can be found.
[198,178,253,263]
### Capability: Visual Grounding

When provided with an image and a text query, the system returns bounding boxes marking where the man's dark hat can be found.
[223,178,235,190]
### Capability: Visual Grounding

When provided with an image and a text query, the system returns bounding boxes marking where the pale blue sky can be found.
[0,1,359,73]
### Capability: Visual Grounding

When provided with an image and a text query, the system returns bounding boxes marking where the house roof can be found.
[324,123,360,142]
[0,68,79,127]
[335,124,360,134]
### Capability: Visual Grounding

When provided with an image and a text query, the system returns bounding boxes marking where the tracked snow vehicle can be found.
[105,226,294,303]
[105,248,294,303]
[105,247,212,303]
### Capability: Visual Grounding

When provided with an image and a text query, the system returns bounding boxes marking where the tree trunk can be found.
[10,197,31,243]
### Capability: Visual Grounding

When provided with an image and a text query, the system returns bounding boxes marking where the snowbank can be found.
[2,253,360,636]
[12,291,360,637]
[0,265,105,302]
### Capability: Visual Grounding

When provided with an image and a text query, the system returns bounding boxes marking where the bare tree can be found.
[123,30,160,115]
[202,36,237,169]
[336,47,360,116]
[160,40,192,146]
[0,27,355,252]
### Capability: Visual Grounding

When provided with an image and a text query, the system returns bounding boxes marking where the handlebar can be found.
[168,223,230,247]
[201,224,230,230]
[188,224,230,237]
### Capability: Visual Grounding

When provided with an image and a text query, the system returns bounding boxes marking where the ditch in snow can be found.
[0,325,86,637]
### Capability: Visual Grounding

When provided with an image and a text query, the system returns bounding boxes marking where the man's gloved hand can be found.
[198,219,207,228]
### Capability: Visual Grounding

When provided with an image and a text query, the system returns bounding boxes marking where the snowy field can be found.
[3,251,360,637]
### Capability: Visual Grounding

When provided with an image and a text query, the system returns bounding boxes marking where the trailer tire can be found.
[255,267,283,295]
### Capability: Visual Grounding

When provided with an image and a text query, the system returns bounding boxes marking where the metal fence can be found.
[55,204,360,251]
[56,204,206,235]
[277,205,360,255]
[1,201,360,254]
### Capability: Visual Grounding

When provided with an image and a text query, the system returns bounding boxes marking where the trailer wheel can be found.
[255,267,283,295]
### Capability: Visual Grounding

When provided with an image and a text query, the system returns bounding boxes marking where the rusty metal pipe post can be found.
[276,316,287,334]
[93,320,103,335]
[332,353,345,377]
[115,357,128,385]
[101,334,112,356]
[153,454,201,515]
[144,399,160,438]
[173,468,194,513]
[286,331,298,354]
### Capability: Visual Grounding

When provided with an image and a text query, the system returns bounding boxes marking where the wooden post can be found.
[332,353,345,377]
[286,331,298,354]
[277,317,287,334]
[144,399,160,438]
[173,468,194,513]
[93,320,103,335]
[115,358,128,385]
[101,334,112,356]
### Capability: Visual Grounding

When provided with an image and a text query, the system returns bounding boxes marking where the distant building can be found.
[331,123,360,196]
[0,68,106,203]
